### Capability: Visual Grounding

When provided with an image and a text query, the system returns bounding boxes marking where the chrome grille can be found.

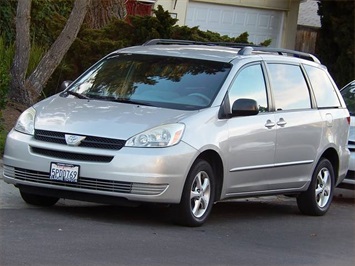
[3,166,168,196]
[34,130,126,150]
[31,147,114,163]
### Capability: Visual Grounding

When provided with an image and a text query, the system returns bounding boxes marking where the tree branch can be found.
[25,0,91,103]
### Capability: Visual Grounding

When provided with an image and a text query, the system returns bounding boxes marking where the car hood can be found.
[34,96,194,139]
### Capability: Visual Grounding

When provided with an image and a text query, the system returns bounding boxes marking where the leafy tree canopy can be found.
[317,0,354,87]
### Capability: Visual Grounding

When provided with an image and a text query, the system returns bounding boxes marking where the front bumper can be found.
[3,129,197,204]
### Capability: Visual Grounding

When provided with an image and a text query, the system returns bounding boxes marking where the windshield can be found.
[66,53,231,110]
[341,82,355,115]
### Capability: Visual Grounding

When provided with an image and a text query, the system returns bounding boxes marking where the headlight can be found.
[126,124,185,147]
[14,107,36,135]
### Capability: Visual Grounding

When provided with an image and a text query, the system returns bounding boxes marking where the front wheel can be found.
[172,159,216,227]
[297,158,334,216]
[20,191,59,207]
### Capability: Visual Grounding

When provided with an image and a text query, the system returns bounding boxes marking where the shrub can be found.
[0,36,14,110]
[0,121,6,155]
[0,0,16,45]
[317,0,354,87]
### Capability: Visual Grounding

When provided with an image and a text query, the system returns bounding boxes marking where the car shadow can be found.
[42,196,302,226]
[39,193,354,227]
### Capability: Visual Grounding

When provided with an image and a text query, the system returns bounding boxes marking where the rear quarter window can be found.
[304,65,341,108]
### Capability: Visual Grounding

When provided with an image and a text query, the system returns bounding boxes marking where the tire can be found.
[20,191,59,207]
[172,159,215,227]
[297,158,334,216]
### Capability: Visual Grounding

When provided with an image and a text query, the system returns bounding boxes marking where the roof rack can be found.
[238,46,320,63]
[143,38,257,48]
[143,39,320,63]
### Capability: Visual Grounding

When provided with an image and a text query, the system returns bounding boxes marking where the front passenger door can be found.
[224,63,277,195]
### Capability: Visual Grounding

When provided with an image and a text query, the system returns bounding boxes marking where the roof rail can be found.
[238,46,320,63]
[143,39,320,63]
[143,39,257,48]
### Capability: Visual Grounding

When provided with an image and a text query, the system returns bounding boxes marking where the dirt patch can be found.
[2,102,26,132]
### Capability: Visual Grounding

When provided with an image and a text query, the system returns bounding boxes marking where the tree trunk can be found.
[24,0,91,105]
[85,0,126,29]
[9,0,32,105]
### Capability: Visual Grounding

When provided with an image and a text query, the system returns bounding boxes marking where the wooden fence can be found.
[295,25,319,54]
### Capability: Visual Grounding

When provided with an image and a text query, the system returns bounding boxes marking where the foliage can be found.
[0,0,73,47]
[0,122,6,155]
[317,0,354,87]
[135,5,178,41]
[0,33,9,149]
[0,0,16,45]
[0,36,14,110]
[27,43,46,78]
[0,127,7,156]
[0,34,49,105]
[30,0,74,48]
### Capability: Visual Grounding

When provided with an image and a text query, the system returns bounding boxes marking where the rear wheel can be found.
[297,158,334,216]
[20,191,59,207]
[172,159,215,227]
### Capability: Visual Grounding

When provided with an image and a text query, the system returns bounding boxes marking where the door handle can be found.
[277,118,287,127]
[265,119,275,129]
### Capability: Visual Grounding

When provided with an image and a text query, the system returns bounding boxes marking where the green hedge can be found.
[0,37,13,110]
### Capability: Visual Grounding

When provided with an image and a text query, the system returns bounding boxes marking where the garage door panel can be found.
[259,15,271,29]
[246,13,258,28]
[193,7,208,23]
[221,10,234,25]
[186,2,283,47]
[209,9,222,24]
[234,13,247,26]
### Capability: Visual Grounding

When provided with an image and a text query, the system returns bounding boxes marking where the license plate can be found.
[50,162,79,183]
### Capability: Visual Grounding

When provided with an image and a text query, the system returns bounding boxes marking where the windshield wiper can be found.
[114,98,153,106]
[63,90,90,100]
[77,94,153,106]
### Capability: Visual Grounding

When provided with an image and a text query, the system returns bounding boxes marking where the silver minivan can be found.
[3,39,350,226]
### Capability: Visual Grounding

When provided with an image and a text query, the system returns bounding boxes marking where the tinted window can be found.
[304,65,341,108]
[68,54,231,110]
[268,64,311,111]
[229,64,268,112]
[341,82,355,114]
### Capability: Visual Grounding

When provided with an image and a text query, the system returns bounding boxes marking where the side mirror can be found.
[60,80,72,91]
[232,98,259,116]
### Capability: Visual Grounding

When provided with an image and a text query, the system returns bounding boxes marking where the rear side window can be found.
[267,64,311,111]
[304,65,341,108]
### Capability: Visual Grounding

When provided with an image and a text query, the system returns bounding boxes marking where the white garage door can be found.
[185,2,284,47]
